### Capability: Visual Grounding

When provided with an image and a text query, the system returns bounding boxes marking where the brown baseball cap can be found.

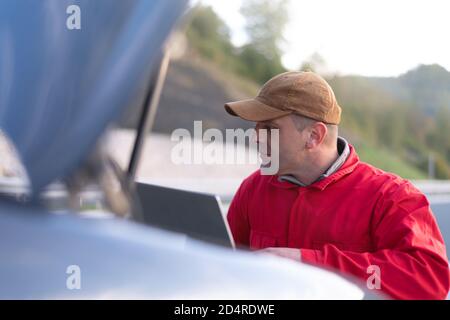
[224,71,342,125]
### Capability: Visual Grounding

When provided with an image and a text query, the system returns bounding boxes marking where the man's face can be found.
[255,115,308,176]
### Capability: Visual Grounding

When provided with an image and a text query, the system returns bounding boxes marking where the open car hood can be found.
[0,0,186,193]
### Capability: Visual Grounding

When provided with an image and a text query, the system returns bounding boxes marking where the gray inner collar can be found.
[278,136,350,187]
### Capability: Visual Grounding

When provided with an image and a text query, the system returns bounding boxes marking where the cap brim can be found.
[224,98,292,122]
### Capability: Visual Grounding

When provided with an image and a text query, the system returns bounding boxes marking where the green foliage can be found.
[329,71,450,179]
[186,6,238,71]
[240,0,288,61]
[238,44,285,84]
[399,64,450,114]
[185,3,287,84]
[355,142,427,180]
[185,4,450,180]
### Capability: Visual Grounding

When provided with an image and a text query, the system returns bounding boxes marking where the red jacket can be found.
[227,144,450,299]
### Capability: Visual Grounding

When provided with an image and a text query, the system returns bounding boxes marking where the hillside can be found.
[120,49,436,179]
[328,65,450,179]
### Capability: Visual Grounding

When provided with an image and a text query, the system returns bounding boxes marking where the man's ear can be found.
[306,122,327,149]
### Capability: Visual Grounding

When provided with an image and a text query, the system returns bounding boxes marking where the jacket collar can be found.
[269,141,360,191]
[278,136,350,187]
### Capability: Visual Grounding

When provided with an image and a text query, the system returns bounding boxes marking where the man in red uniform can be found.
[224,71,450,299]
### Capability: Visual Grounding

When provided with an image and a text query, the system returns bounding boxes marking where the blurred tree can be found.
[238,44,285,84]
[240,0,289,60]
[184,4,450,179]
[238,0,289,83]
[185,4,287,84]
[188,6,230,44]
[300,52,328,74]
[186,5,237,68]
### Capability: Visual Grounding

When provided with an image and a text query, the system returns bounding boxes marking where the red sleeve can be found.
[227,180,251,248]
[301,182,450,300]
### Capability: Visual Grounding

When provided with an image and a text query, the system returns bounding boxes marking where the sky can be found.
[198,0,450,77]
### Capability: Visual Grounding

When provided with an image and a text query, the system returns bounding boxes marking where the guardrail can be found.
[2,177,450,210]
[412,180,450,196]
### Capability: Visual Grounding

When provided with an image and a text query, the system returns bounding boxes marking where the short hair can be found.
[291,113,338,146]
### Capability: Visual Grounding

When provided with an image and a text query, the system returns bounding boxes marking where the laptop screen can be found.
[135,182,235,248]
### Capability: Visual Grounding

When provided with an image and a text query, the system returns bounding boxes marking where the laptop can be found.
[135,182,235,248]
